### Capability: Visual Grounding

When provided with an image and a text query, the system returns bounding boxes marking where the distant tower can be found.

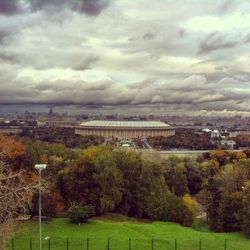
[49,108,53,116]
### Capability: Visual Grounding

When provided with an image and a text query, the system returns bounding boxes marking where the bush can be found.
[68,203,95,224]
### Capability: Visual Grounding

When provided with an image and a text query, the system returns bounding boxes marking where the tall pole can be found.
[39,169,42,250]
[34,164,47,250]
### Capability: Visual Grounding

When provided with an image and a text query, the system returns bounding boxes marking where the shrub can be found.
[68,203,95,224]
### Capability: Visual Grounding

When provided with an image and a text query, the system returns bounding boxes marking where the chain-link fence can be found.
[9,237,248,250]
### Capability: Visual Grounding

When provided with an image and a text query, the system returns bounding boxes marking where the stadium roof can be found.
[80,120,171,128]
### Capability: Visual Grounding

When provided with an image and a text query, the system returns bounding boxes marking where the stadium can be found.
[75,120,175,141]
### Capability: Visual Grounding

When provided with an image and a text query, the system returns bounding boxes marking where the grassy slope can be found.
[11,214,250,250]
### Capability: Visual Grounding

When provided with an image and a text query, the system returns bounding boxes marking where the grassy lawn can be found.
[10,214,250,250]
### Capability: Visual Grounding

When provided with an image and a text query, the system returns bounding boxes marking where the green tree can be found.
[115,149,167,217]
[219,192,244,232]
[59,146,123,214]
[205,176,223,231]
[68,202,95,224]
[242,181,250,238]
[163,161,189,196]
[185,160,203,195]
[29,192,56,218]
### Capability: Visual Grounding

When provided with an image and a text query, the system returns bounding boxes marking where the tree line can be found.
[148,128,215,150]
[22,140,250,237]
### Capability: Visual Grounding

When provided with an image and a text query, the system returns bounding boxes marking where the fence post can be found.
[48,238,51,250]
[11,239,14,250]
[199,239,201,250]
[224,238,227,250]
[29,237,32,250]
[108,237,110,250]
[151,238,154,250]
[67,237,69,250]
[129,238,131,250]
[174,239,177,250]
[86,238,89,250]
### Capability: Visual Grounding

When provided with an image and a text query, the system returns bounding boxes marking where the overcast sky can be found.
[1,0,250,116]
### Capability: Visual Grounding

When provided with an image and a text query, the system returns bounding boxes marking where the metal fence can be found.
[9,237,248,250]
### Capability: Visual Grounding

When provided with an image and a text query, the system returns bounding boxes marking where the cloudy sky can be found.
[1,0,250,116]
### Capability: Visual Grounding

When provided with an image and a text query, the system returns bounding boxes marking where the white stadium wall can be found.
[75,120,175,140]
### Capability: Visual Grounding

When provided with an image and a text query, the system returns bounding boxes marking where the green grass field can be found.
[10,214,250,250]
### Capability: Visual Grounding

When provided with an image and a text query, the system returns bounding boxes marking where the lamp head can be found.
[34,164,47,171]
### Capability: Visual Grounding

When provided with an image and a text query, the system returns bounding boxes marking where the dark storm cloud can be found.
[2,73,250,112]
[199,32,239,54]
[36,0,111,16]
[0,0,22,15]
[0,0,111,16]
[71,0,110,16]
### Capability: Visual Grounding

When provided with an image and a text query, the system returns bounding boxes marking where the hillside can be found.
[11,214,250,250]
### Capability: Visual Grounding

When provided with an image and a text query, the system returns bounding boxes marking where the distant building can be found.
[37,119,77,127]
[0,127,22,135]
[220,140,236,150]
[211,129,221,138]
[229,131,250,138]
[202,128,212,133]
[75,120,175,140]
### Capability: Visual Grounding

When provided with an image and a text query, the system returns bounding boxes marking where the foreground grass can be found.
[10,214,250,250]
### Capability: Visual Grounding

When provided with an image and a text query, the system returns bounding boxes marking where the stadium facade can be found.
[75,120,175,140]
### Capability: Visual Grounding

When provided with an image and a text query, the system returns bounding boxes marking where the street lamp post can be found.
[35,164,47,250]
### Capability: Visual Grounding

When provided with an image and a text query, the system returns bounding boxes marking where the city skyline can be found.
[1,0,250,116]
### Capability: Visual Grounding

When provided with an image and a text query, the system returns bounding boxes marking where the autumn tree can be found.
[235,135,250,148]
[209,150,230,166]
[0,135,37,249]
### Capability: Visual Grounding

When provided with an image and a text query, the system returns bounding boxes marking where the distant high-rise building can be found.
[49,108,53,116]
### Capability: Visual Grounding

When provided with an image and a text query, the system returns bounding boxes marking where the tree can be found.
[163,161,189,196]
[59,146,123,214]
[29,192,57,218]
[230,151,247,162]
[115,149,167,217]
[165,193,194,227]
[242,181,250,238]
[205,176,223,231]
[243,148,250,158]
[68,202,95,224]
[185,160,203,195]
[0,135,37,249]
[209,150,230,166]
[219,164,248,193]
[146,192,195,227]
[235,135,250,148]
[219,192,244,232]
[182,194,199,220]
